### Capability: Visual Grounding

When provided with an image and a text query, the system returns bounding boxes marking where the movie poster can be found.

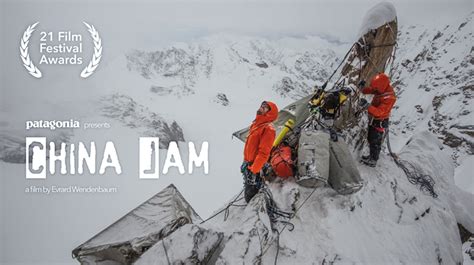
[1,0,473,264]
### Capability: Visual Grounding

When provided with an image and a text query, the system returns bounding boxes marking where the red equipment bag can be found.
[270,145,294,179]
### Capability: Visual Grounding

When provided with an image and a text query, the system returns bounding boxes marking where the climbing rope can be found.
[386,129,438,198]
[261,187,295,229]
[359,38,437,198]
[386,20,399,78]
[199,188,245,224]
[357,21,398,79]
[161,238,171,265]
[321,43,356,90]
[273,229,281,265]
[352,22,397,151]
[260,184,319,265]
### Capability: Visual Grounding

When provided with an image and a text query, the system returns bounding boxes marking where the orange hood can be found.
[254,101,279,125]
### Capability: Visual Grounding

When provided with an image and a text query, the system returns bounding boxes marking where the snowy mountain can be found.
[106,12,473,189]
[388,12,474,194]
[100,94,185,148]
[70,10,474,265]
[122,34,343,100]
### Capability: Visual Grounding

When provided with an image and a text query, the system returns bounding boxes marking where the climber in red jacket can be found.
[241,101,278,202]
[359,73,397,167]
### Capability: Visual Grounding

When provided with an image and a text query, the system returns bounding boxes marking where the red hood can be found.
[254,101,278,125]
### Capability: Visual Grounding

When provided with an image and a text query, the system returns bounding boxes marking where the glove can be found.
[329,129,338,142]
[241,161,254,180]
[358,80,366,88]
[240,161,249,174]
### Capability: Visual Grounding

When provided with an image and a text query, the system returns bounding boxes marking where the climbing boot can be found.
[244,184,259,203]
[361,156,377,167]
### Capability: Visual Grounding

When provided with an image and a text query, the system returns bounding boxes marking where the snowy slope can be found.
[388,13,474,194]
[75,131,470,264]
[196,131,466,264]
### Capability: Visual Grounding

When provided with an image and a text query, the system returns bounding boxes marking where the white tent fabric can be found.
[72,184,201,264]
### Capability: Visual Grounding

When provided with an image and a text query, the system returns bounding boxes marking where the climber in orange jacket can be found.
[241,101,278,202]
[359,73,397,167]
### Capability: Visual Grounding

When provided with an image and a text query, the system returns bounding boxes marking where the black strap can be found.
[371,119,389,128]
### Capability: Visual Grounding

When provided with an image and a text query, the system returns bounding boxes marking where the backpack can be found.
[270,144,294,179]
[310,87,350,119]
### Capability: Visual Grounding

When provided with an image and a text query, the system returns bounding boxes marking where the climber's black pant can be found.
[241,161,263,203]
[243,173,262,203]
[367,119,389,161]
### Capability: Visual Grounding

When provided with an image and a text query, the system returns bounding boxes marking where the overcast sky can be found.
[2,0,472,53]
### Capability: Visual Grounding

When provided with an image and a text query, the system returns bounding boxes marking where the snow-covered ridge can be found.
[73,131,473,264]
[389,12,473,192]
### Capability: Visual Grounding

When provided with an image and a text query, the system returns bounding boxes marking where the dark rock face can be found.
[273,77,312,99]
[150,85,173,96]
[100,94,185,149]
[294,51,336,83]
[214,93,230,106]
[255,61,268,68]
[459,223,474,243]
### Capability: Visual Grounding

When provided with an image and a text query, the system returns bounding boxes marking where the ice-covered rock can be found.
[212,192,276,264]
[464,237,474,264]
[134,224,223,265]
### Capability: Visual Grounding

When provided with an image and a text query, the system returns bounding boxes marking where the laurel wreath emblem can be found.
[81,22,102,78]
[20,22,42,78]
[20,22,102,78]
